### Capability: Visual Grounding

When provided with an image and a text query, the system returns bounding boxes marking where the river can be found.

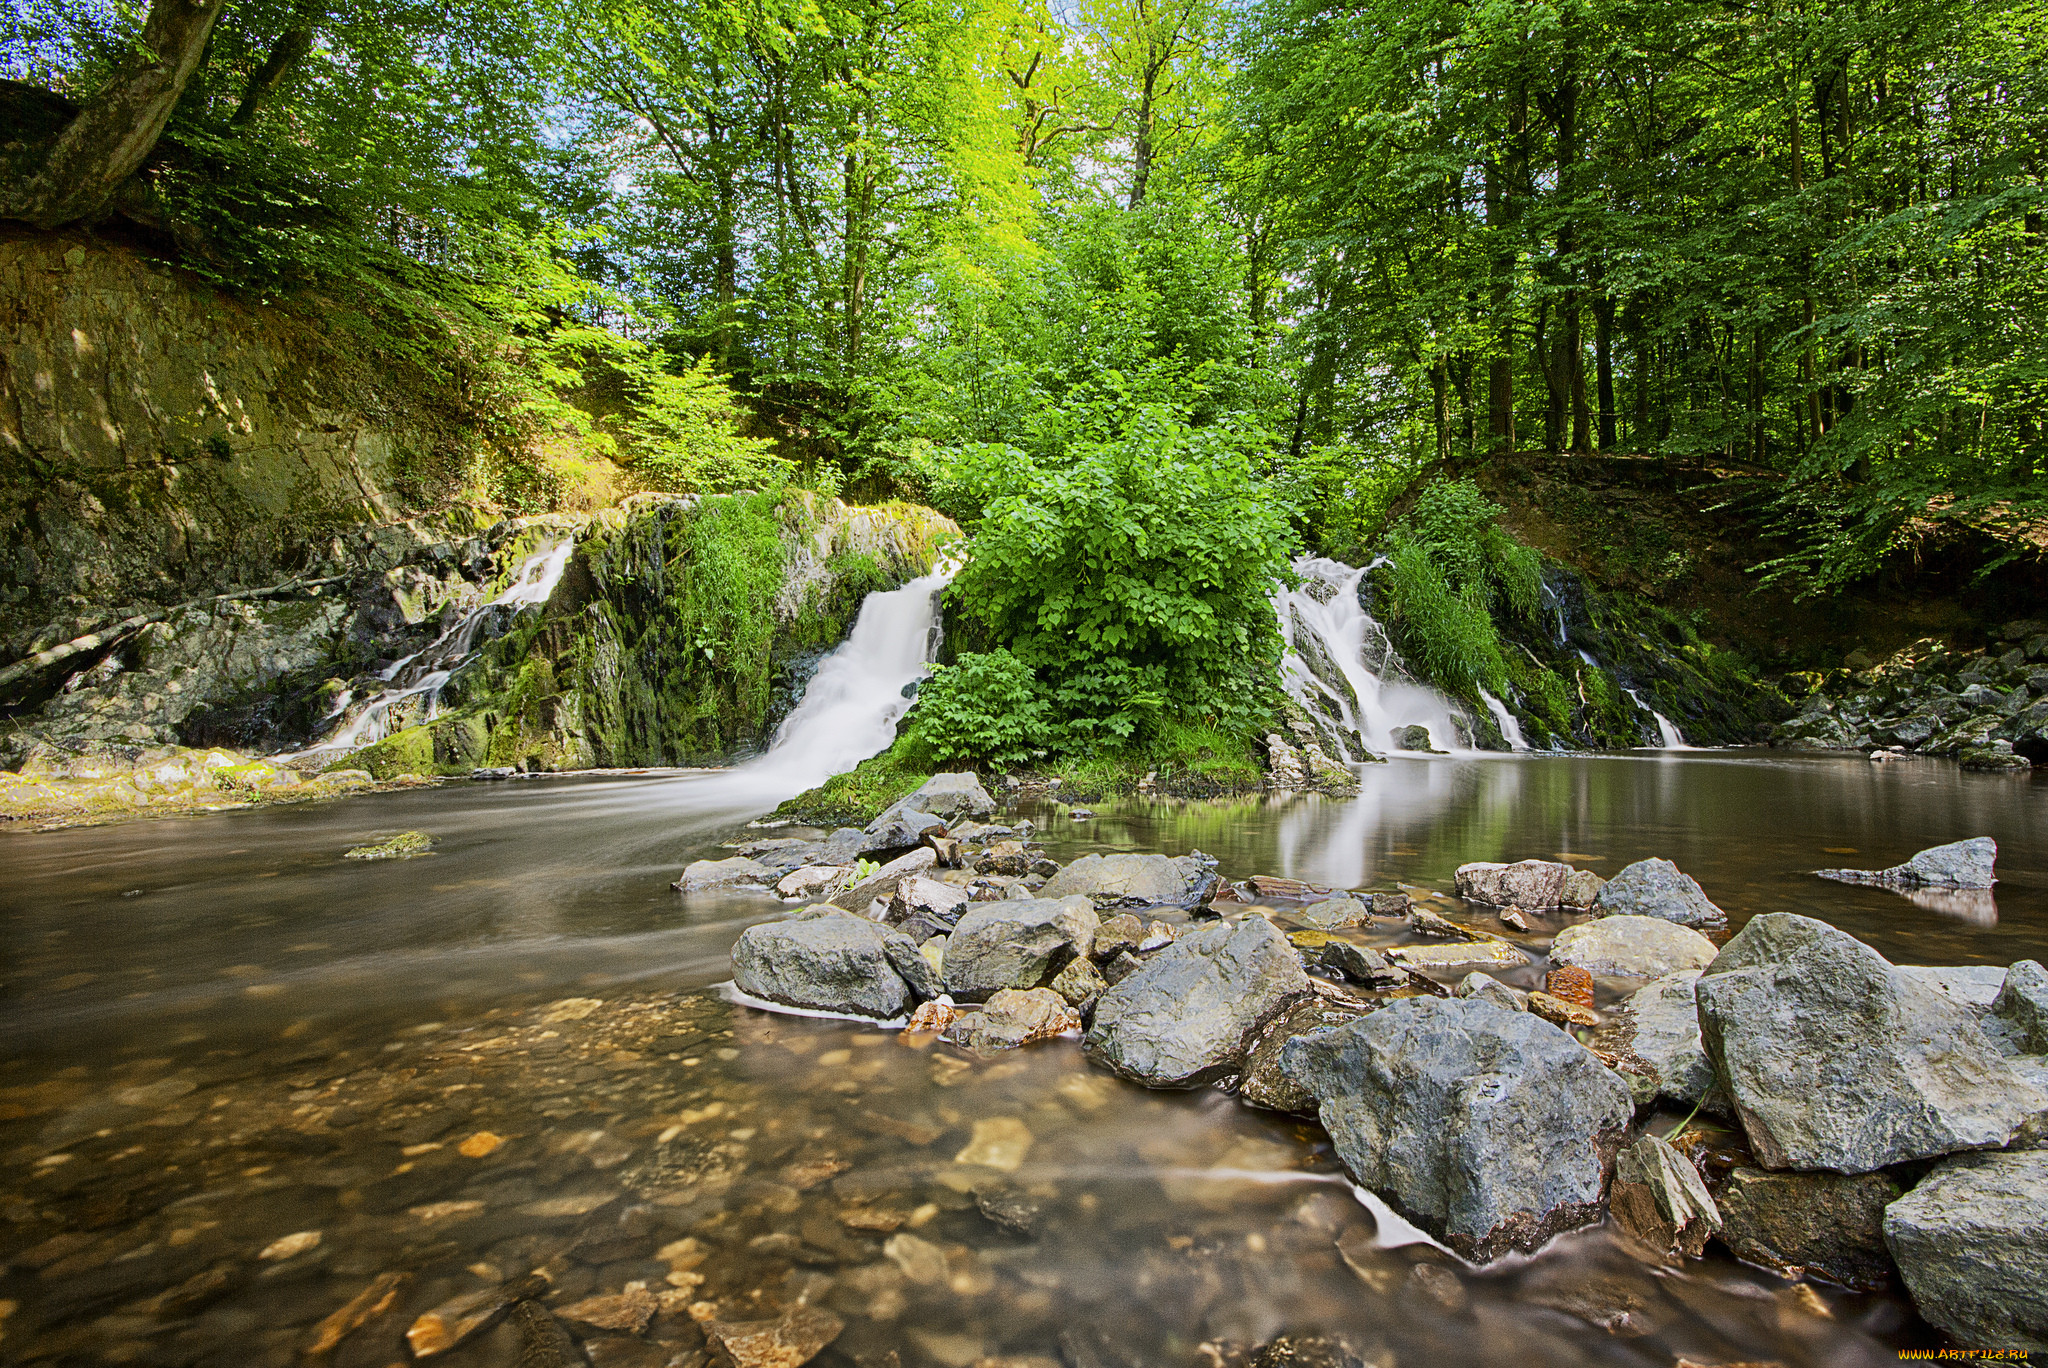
[2,751,2041,1366]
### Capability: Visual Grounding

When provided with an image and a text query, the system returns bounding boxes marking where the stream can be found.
[4,752,2044,1367]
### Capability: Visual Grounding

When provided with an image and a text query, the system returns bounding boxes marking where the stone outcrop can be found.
[1774,631,2048,764]
[1884,1152,2048,1349]
[1454,859,1572,910]
[1549,915,1718,978]
[1039,852,1215,909]
[1085,916,1310,1088]
[1816,836,1998,890]
[731,913,915,1019]
[1715,1167,1901,1290]
[1695,913,2047,1171]
[1279,997,1634,1261]
[1590,858,1725,927]
[943,897,1098,1002]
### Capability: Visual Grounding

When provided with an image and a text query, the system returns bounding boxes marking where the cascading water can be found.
[1623,688,1689,748]
[1478,688,1531,750]
[308,538,578,753]
[1274,556,1474,757]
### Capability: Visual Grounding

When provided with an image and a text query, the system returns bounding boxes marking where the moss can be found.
[772,738,930,826]
[342,830,436,859]
[336,726,435,779]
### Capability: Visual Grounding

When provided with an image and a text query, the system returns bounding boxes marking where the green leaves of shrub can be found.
[907,649,1049,767]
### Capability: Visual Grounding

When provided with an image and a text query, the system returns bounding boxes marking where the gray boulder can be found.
[1885,1152,2048,1349]
[828,847,936,913]
[882,931,944,1002]
[1816,835,1997,890]
[1278,998,1634,1261]
[1695,913,2047,1171]
[1299,896,1369,929]
[1591,858,1725,928]
[1039,852,1214,909]
[886,875,970,927]
[673,856,775,892]
[1610,1134,1720,1258]
[1994,960,2048,1053]
[1561,868,1605,909]
[943,896,1099,1002]
[1717,1167,1902,1290]
[1455,972,1527,1012]
[898,771,996,822]
[1319,939,1401,987]
[732,914,914,1019]
[1589,970,1721,1111]
[859,806,945,858]
[1085,916,1311,1088]
[1454,859,1571,910]
[1895,964,2009,1012]
[1239,995,1375,1113]
[1550,916,1718,978]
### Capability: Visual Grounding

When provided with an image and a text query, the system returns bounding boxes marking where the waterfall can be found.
[1478,688,1530,750]
[1274,556,1476,757]
[308,538,578,753]
[1623,687,1689,748]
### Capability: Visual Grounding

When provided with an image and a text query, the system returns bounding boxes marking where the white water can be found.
[1478,688,1530,751]
[308,538,578,752]
[1623,687,1689,748]
[1274,556,1474,757]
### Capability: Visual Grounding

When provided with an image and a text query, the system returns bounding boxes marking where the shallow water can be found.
[1,751,2041,1366]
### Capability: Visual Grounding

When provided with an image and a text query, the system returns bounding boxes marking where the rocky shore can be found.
[698,776,2048,1351]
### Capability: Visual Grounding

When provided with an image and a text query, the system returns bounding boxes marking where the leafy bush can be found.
[1484,529,1545,624]
[1384,533,1509,698]
[907,650,1050,768]
[1405,479,1504,588]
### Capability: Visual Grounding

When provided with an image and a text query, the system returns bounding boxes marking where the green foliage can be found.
[770,737,929,827]
[906,650,1050,768]
[1484,530,1544,625]
[1383,534,1509,699]
[1389,477,1547,648]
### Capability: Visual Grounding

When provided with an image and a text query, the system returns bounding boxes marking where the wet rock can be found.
[955,988,1081,1052]
[882,931,944,1002]
[674,856,775,892]
[702,1304,845,1368]
[1298,897,1369,929]
[777,865,851,900]
[1384,939,1528,970]
[1086,916,1312,1088]
[1392,725,1441,753]
[1407,906,1477,939]
[1591,858,1726,928]
[1716,1167,1900,1290]
[1039,852,1207,909]
[906,1001,957,1034]
[732,913,915,1019]
[1543,965,1595,1009]
[973,1184,1041,1235]
[1278,997,1634,1261]
[406,1273,549,1357]
[861,807,946,858]
[1589,970,1720,1110]
[1454,859,1571,910]
[944,897,1098,1002]
[1370,891,1412,919]
[828,847,937,912]
[558,1285,657,1335]
[1696,913,2047,1170]
[1239,995,1376,1113]
[925,834,964,868]
[975,840,1030,876]
[1884,1151,2048,1348]
[1090,913,1146,960]
[1247,1336,1366,1368]
[1610,1134,1719,1258]
[1526,991,1598,1029]
[954,1116,1033,1170]
[886,876,970,927]
[1550,916,1717,978]
[900,771,997,821]
[1561,869,1604,909]
[513,1302,585,1366]
[305,1271,410,1355]
[344,830,436,860]
[1100,949,1144,985]
[1050,956,1106,1012]
[1994,960,2048,1053]
[1318,939,1399,987]
[1816,835,1997,890]
[1455,973,1525,1012]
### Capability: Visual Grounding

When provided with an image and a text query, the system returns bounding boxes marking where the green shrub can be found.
[1484,528,1544,624]
[1385,534,1509,698]
[907,650,1050,768]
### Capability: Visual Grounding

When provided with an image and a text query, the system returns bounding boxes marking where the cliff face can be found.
[0,227,435,655]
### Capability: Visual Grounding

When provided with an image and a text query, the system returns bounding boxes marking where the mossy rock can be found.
[342,830,437,860]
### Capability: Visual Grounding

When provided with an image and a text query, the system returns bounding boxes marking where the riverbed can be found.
[2,752,2041,1366]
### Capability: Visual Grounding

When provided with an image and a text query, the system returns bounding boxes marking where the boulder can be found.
[1591,858,1726,928]
[1527,991,1598,1029]
[776,865,850,901]
[1716,1167,1900,1290]
[1370,891,1412,919]
[954,988,1081,1053]
[1049,956,1106,1013]
[1299,896,1370,929]
[1816,835,1997,890]
[943,897,1099,1002]
[975,840,1029,876]
[1039,852,1215,909]
[1085,916,1311,1088]
[859,806,946,858]
[885,875,970,927]
[1391,724,1442,753]
[1454,973,1526,1012]
[882,932,944,1002]
[1589,970,1720,1110]
[731,914,914,1019]
[828,847,937,913]
[1884,1151,2048,1349]
[1610,1134,1719,1258]
[1561,869,1604,909]
[1695,913,2047,1171]
[1278,998,1634,1261]
[672,856,773,892]
[1550,916,1717,978]
[1454,859,1572,910]
[1895,964,2009,1012]
[1091,913,1147,960]
[1239,995,1376,1113]
[1319,939,1401,987]
[897,772,996,822]
[1994,960,2048,1053]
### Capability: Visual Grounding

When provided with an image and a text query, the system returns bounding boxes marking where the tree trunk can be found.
[230,0,322,126]
[1483,86,1526,457]
[4,0,228,228]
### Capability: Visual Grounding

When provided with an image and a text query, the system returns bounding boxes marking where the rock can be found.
[1370,891,1412,919]
[1994,960,2048,1053]
[1895,964,2009,1011]
[943,897,1099,1002]
[1610,1134,1720,1258]
[1091,913,1147,959]
[828,847,936,912]
[860,806,946,857]
[1392,724,1441,752]
[1039,852,1199,909]
[777,865,851,900]
[883,1232,948,1283]
[1960,746,2032,771]
[1591,858,1726,928]
[1695,913,2047,1171]
[954,1116,1033,1170]
[1543,965,1595,1009]
[1715,1167,1900,1290]
[906,1000,956,1034]
[1319,939,1401,987]
[1550,915,1717,978]
[344,830,436,860]
[702,1304,845,1368]
[1085,916,1312,1088]
[1816,835,1998,890]
[1455,973,1525,1012]
[925,834,964,868]
[882,931,944,1002]
[1408,906,1478,939]
[557,1285,657,1335]
[731,913,914,1019]
[1884,1151,2048,1349]
[974,1184,1041,1235]
[1527,991,1598,1029]
[672,855,776,891]
[1385,939,1528,969]
[405,1274,548,1357]
[1589,970,1719,1110]
[1561,869,1604,908]
[1100,949,1143,985]
[1138,920,1176,950]
[1239,995,1376,1113]
[955,988,1081,1052]
[898,772,996,821]
[1278,998,1634,1261]
[1454,859,1572,910]
[1265,733,1308,787]
[1050,956,1107,1012]
[1299,897,1370,929]
[975,840,1030,876]
[886,875,970,926]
